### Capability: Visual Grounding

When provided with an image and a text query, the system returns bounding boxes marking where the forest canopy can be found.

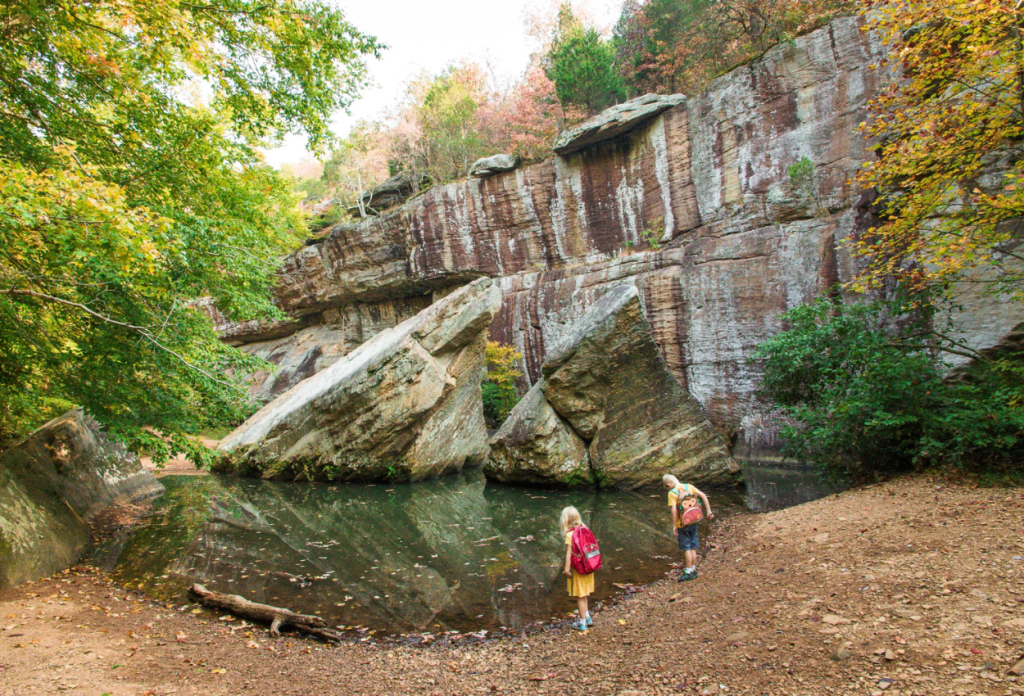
[0,0,381,458]
[304,0,856,216]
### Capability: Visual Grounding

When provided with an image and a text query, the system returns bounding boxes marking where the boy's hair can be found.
[662,474,680,488]
[560,506,582,534]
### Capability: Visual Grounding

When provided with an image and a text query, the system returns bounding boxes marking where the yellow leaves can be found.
[852,0,1024,299]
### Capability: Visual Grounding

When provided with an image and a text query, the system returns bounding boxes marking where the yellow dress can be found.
[565,529,596,597]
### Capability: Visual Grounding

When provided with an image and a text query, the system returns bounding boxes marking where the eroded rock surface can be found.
[487,286,738,488]
[215,278,502,482]
[485,384,592,486]
[0,409,164,590]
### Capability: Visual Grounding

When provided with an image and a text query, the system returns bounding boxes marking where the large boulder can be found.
[485,286,739,488]
[468,154,520,178]
[216,278,503,482]
[552,93,686,155]
[348,171,430,216]
[485,385,592,486]
[0,409,165,590]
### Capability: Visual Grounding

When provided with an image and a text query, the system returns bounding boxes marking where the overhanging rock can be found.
[215,278,503,482]
[485,285,739,488]
[552,93,686,155]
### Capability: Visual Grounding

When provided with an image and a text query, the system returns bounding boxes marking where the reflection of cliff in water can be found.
[107,471,719,634]
[740,459,845,512]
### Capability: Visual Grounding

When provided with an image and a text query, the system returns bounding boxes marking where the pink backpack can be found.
[570,526,603,575]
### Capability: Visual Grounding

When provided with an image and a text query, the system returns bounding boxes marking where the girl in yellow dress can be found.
[560,506,594,631]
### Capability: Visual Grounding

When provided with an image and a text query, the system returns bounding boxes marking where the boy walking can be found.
[662,474,714,581]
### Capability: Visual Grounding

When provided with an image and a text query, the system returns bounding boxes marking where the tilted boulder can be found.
[486,285,739,488]
[0,409,164,590]
[552,93,686,155]
[485,384,592,487]
[468,154,520,178]
[215,278,503,482]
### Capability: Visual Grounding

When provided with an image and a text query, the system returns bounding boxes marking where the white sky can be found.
[262,0,621,168]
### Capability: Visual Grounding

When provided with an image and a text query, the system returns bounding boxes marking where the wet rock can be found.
[0,409,164,590]
[552,94,686,155]
[468,154,520,178]
[215,278,502,482]
[487,285,738,488]
[484,384,592,486]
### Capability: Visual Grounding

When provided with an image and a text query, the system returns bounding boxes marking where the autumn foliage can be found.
[854,0,1024,301]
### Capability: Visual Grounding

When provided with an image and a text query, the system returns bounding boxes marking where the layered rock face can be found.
[0,409,164,590]
[215,278,502,482]
[224,16,1024,467]
[486,286,738,488]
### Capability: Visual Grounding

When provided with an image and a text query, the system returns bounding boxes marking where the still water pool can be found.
[99,466,835,636]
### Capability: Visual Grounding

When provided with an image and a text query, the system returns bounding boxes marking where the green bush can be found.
[482,341,523,428]
[753,298,1024,480]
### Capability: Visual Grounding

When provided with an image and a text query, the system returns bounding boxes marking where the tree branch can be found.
[1,288,248,395]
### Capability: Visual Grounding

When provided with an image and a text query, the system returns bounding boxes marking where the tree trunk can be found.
[188,583,342,642]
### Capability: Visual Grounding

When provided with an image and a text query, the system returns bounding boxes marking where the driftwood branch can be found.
[188,583,342,642]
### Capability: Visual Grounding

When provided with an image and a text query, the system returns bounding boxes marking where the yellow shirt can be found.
[667,484,697,529]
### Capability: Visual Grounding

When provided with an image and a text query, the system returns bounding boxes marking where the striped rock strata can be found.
[486,286,738,488]
[227,16,1024,470]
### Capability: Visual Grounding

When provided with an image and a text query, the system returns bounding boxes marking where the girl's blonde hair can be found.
[662,474,680,488]
[559,506,582,534]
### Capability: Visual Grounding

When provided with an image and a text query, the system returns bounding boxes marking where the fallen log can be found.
[188,583,342,642]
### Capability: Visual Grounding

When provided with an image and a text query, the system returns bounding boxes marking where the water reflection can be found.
[740,459,844,512]
[103,471,749,634]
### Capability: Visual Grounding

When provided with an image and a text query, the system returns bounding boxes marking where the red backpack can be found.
[570,526,603,575]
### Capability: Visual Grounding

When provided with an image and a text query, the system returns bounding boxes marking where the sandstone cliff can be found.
[226,16,1024,467]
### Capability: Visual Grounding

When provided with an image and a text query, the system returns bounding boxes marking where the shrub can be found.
[482,341,524,428]
[753,298,1024,480]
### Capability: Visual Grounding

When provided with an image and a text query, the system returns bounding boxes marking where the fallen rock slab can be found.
[552,93,686,155]
[485,383,592,486]
[486,285,738,488]
[215,278,502,482]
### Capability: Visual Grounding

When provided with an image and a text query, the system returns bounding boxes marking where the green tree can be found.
[482,341,523,428]
[0,1,381,459]
[546,5,625,116]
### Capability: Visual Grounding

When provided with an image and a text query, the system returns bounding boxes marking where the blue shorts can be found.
[677,525,699,551]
